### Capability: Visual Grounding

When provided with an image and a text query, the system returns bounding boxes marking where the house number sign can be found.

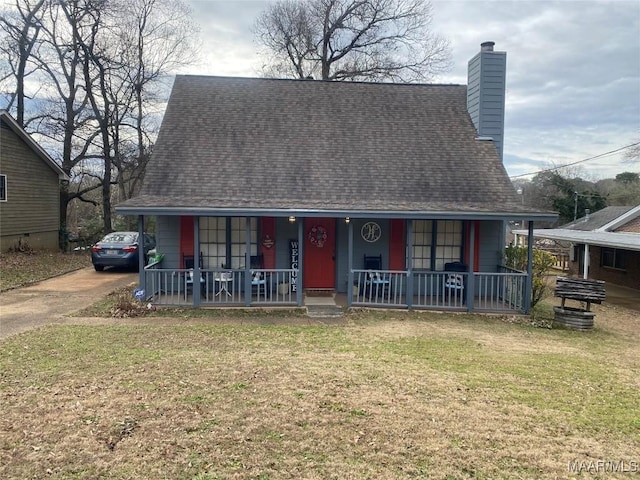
[361,222,382,243]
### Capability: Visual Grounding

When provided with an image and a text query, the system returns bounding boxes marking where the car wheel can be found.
[94,265,105,271]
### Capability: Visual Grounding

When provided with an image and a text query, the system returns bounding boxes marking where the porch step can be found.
[305,289,335,297]
[306,304,344,318]
[304,292,343,318]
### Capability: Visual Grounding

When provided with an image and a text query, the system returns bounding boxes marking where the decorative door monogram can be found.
[361,222,382,242]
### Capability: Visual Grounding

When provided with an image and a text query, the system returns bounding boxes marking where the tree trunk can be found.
[59,187,70,251]
[102,162,112,233]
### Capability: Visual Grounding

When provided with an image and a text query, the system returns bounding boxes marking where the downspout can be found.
[193,217,201,307]
[466,221,475,312]
[138,215,145,292]
[524,221,534,314]
[582,244,590,279]
[297,220,303,307]
[347,220,353,307]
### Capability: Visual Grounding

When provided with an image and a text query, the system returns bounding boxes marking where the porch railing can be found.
[413,271,469,309]
[475,267,527,312]
[143,265,526,313]
[142,266,298,306]
[350,267,527,313]
[352,270,407,307]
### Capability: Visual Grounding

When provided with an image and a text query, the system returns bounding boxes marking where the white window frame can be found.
[411,220,463,270]
[199,217,258,269]
[412,220,433,270]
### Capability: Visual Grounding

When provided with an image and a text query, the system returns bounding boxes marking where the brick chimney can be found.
[467,41,507,161]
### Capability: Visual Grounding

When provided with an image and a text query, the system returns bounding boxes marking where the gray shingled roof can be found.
[560,206,636,231]
[118,76,553,218]
[517,206,640,250]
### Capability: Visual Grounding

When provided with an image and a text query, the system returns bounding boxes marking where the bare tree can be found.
[1,0,195,242]
[623,140,640,163]
[114,0,193,208]
[255,0,451,81]
[0,0,46,126]
[30,0,105,239]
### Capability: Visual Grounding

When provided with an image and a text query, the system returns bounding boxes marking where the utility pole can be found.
[573,191,578,221]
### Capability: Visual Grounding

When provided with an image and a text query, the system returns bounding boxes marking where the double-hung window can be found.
[434,220,463,270]
[601,247,625,270]
[412,220,463,270]
[199,217,257,269]
[412,220,433,269]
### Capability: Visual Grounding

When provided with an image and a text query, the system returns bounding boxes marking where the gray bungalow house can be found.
[117,42,556,313]
[0,110,68,251]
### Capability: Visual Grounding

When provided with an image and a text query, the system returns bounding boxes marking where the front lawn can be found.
[1,310,638,479]
[0,250,90,292]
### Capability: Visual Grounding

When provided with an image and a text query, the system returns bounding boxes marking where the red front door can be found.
[303,218,336,289]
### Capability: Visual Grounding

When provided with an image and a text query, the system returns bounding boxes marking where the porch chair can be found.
[363,254,391,297]
[183,252,205,299]
[250,254,267,298]
[444,261,467,303]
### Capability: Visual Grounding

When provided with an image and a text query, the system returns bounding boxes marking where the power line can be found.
[509,142,640,179]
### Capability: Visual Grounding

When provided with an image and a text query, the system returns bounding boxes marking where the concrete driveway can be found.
[0,268,137,340]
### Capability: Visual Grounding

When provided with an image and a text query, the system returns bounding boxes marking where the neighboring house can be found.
[0,111,67,252]
[117,42,556,312]
[517,206,640,291]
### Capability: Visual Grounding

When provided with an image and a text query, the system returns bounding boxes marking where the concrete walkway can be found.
[0,268,138,339]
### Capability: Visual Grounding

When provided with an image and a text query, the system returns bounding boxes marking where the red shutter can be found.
[260,217,276,269]
[389,219,405,270]
[180,216,194,263]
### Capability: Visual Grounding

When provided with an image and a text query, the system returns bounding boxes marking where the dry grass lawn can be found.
[0,250,90,292]
[1,305,638,479]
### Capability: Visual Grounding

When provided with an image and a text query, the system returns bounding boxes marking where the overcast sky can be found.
[180,0,640,181]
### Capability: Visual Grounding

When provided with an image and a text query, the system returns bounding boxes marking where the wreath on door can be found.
[309,225,328,248]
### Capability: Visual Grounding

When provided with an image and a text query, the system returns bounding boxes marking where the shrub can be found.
[110,291,151,318]
[504,246,556,309]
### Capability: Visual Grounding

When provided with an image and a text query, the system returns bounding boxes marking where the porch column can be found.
[406,220,413,309]
[297,219,303,307]
[244,217,252,306]
[524,220,534,314]
[582,244,590,279]
[193,216,201,307]
[347,220,354,307]
[466,220,475,312]
[137,215,145,292]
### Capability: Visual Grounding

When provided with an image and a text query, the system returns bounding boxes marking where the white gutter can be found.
[514,228,640,251]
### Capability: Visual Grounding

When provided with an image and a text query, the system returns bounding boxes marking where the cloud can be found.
[186,0,267,76]
[183,0,640,179]
[431,0,640,179]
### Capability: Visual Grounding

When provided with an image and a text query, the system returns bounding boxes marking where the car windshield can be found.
[102,233,137,244]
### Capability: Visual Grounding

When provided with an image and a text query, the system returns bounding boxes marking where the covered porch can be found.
[132,211,541,314]
[141,265,528,313]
